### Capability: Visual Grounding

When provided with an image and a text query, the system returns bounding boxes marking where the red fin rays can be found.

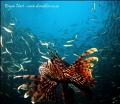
[24,87,37,98]
[64,48,98,87]
[18,81,40,90]
[72,48,98,65]
[79,57,98,64]
[14,75,58,103]
[46,82,58,102]
[31,81,57,103]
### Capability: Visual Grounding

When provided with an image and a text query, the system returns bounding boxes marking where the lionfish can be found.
[14,47,98,104]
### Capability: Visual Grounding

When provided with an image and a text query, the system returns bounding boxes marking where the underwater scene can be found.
[1,1,120,104]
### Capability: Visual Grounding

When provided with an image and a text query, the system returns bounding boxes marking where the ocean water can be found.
[1,1,120,104]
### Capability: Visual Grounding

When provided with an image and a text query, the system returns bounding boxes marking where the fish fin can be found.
[62,83,74,104]
[14,75,40,80]
[64,48,98,86]
[72,48,98,65]
[17,76,47,90]
[65,72,95,86]
[46,82,58,102]
[71,81,93,100]
[24,87,37,98]
[16,75,58,103]
[31,81,50,103]
[79,57,98,64]
[65,63,95,86]
[31,80,57,103]
[17,81,40,90]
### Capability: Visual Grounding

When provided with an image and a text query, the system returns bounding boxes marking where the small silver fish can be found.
[1,51,7,54]
[18,64,24,72]
[75,34,78,39]
[6,39,13,43]
[39,40,49,46]
[93,3,96,10]
[63,44,73,47]
[66,39,75,43]
[13,63,20,68]
[73,53,79,57]
[3,27,12,33]
[0,36,3,47]
[91,18,96,20]
[41,56,49,59]
[10,23,15,25]
[21,36,29,46]
[22,60,31,64]
[23,58,28,61]
[61,57,66,60]
[5,48,11,55]
[14,52,22,54]
[0,66,4,72]
[38,48,46,55]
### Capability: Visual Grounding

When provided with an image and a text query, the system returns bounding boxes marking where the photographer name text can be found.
[5,3,59,10]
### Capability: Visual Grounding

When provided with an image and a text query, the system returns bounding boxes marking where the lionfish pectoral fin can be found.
[71,81,93,100]
[46,81,58,102]
[31,80,58,103]
[17,81,39,90]
[62,83,74,104]
[24,87,37,98]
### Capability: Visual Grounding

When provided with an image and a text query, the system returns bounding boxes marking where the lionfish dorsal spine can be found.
[64,48,98,86]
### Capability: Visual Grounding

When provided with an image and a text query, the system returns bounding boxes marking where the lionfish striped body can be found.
[14,48,98,104]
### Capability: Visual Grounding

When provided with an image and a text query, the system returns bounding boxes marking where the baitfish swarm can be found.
[14,48,99,104]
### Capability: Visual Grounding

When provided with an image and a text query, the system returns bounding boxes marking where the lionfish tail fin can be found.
[64,48,98,86]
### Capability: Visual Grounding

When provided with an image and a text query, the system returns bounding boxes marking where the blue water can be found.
[1,1,120,104]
